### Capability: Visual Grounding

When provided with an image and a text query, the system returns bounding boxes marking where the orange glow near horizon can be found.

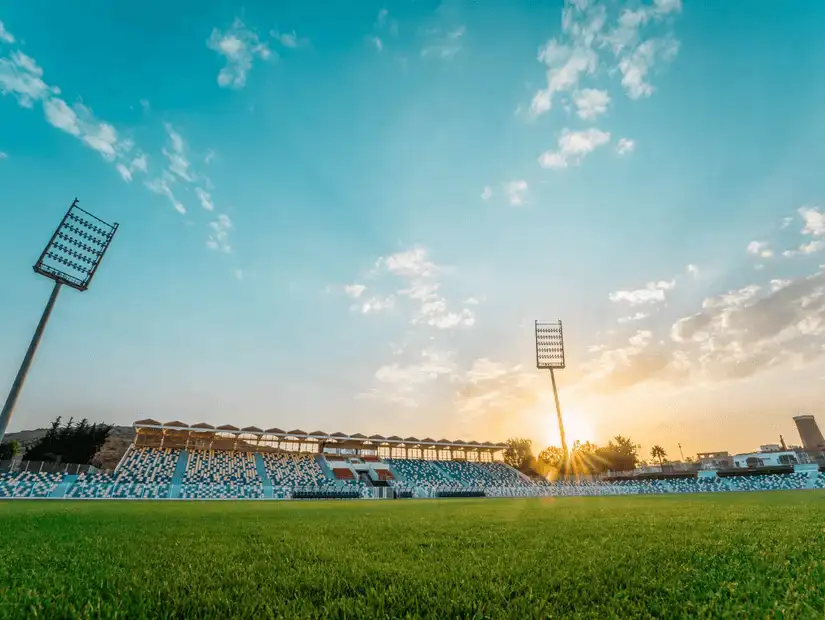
[535,397,596,449]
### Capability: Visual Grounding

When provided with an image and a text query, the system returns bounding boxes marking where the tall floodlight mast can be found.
[0,199,118,444]
[534,320,568,458]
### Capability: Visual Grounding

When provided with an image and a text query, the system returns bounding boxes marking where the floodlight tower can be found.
[0,199,118,444]
[535,320,568,458]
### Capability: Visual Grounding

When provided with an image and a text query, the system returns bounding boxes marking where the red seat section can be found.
[332,468,355,480]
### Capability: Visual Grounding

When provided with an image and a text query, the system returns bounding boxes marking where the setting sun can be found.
[529,392,596,449]
[545,410,595,448]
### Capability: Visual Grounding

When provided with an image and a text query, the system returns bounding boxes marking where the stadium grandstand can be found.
[1,418,824,500]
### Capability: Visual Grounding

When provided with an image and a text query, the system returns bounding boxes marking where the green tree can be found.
[537,445,565,471]
[594,435,640,473]
[24,416,112,464]
[650,445,667,471]
[503,437,534,472]
[569,440,606,475]
[0,440,21,460]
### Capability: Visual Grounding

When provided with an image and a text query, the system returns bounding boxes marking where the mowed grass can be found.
[1,494,825,619]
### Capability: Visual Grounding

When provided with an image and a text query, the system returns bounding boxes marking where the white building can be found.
[732,450,807,468]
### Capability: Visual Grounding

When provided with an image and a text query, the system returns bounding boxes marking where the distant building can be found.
[759,444,782,452]
[732,450,806,468]
[793,415,825,450]
[696,451,732,470]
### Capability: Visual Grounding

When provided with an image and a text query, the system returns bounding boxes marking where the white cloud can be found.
[368,37,383,52]
[376,246,437,279]
[146,174,186,214]
[480,186,492,201]
[372,246,477,331]
[415,304,475,329]
[618,312,648,324]
[505,180,528,206]
[0,51,51,107]
[746,240,773,258]
[345,284,366,299]
[43,98,80,135]
[538,128,611,169]
[573,88,610,120]
[616,137,635,155]
[618,37,679,99]
[529,1,681,117]
[799,206,825,237]
[686,263,699,277]
[195,187,215,211]
[131,154,148,173]
[421,26,465,59]
[0,21,15,44]
[0,48,138,175]
[609,279,675,305]
[770,279,791,293]
[272,30,307,48]
[361,295,395,314]
[365,348,458,407]
[0,152,7,160]
[162,123,194,182]
[206,214,233,253]
[782,240,825,258]
[700,285,761,310]
[532,42,598,116]
[207,19,272,89]
[116,163,132,182]
[456,359,538,420]
[234,268,244,281]
[627,269,825,386]
[81,120,119,161]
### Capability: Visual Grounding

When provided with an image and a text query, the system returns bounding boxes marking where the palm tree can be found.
[650,445,667,472]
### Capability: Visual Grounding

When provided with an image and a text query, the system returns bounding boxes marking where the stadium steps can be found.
[169,450,189,499]
[507,465,536,485]
[431,462,458,482]
[385,461,404,484]
[51,474,77,498]
[806,471,820,489]
[254,453,274,499]
[315,454,335,480]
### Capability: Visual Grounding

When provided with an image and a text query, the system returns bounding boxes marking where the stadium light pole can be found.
[0,198,118,444]
[535,320,568,458]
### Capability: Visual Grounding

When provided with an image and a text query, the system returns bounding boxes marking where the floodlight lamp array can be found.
[33,199,118,292]
[535,320,565,370]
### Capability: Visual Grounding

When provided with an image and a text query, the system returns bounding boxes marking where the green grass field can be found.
[1,494,825,619]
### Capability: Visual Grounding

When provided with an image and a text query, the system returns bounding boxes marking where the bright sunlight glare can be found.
[540,401,596,448]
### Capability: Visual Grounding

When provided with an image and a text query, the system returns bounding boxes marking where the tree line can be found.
[503,436,670,477]
[0,417,112,464]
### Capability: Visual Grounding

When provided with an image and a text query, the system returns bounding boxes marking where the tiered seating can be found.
[181,450,263,499]
[433,460,495,487]
[184,450,259,484]
[117,447,179,483]
[180,483,263,499]
[722,473,809,492]
[386,458,452,488]
[0,472,62,498]
[68,471,170,499]
[262,452,327,487]
[476,462,533,487]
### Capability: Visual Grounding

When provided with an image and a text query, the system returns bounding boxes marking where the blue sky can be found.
[2,0,825,459]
